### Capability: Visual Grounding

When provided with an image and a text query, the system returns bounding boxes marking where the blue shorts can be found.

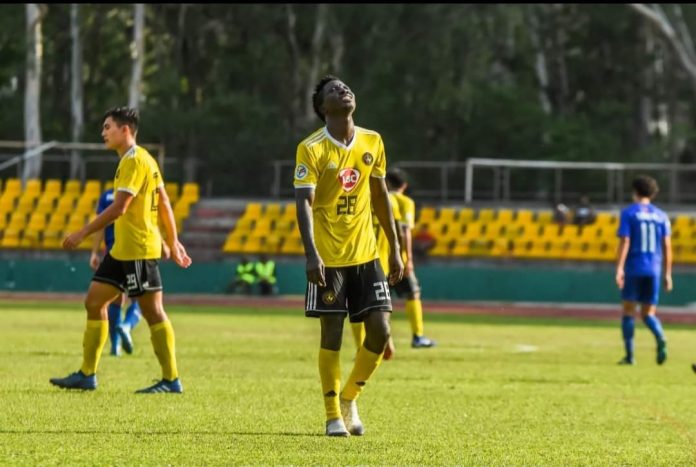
[621,275,660,305]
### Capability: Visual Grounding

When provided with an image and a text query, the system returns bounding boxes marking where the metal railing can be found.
[271,158,696,205]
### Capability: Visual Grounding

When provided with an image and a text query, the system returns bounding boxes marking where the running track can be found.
[2,292,696,324]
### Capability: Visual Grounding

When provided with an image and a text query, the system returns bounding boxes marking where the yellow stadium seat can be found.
[182,182,200,202]
[24,179,42,194]
[452,239,471,256]
[438,208,457,224]
[264,203,282,219]
[536,211,553,225]
[235,217,255,232]
[274,219,296,233]
[478,208,495,222]
[595,212,618,226]
[240,237,263,254]
[282,203,297,220]
[458,208,475,223]
[243,202,262,219]
[83,180,101,195]
[165,182,179,201]
[417,207,437,224]
[280,236,304,255]
[497,209,514,224]
[516,209,534,225]
[104,181,114,191]
[429,238,452,256]
[1,227,21,248]
[44,179,62,194]
[64,180,81,195]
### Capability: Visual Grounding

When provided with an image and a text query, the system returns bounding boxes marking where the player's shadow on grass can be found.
[0,429,323,437]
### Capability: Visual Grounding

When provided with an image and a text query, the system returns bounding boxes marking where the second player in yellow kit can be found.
[295,75,404,438]
[51,107,192,394]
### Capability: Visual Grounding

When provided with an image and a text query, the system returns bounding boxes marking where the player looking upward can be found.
[294,75,404,437]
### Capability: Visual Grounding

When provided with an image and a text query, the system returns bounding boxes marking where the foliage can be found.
[1,4,696,195]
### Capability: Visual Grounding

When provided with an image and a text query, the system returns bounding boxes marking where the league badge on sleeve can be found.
[295,164,308,180]
[362,152,373,165]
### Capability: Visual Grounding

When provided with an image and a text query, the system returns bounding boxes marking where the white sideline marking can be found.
[514,344,538,353]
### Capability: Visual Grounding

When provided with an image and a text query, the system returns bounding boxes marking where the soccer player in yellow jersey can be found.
[50,107,192,393]
[386,169,435,348]
[295,75,404,437]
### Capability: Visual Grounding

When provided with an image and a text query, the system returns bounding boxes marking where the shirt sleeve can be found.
[402,197,416,229]
[371,136,386,178]
[617,210,630,238]
[390,195,402,223]
[663,215,672,237]
[293,144,318,188]
[96,192,107,215]
[115,157,146,196]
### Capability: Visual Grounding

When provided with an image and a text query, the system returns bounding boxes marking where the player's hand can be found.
[162,242,171,260]
[388,252,404,286]
[405,259,414,276]
[63,230,85,250]
[170,240,192,268]
[664,274,673,292]
[615,270,625,290]
[383,337,395,361]
[89,252,101,271]
[306,253,326,287]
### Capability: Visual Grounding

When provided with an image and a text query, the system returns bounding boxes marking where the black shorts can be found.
[93,253,163,297]
[393,271,421,297]
[305,258,392,323]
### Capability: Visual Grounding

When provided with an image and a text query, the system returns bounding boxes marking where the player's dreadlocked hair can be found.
[386,168,408,190]
[102,106,139,135]
[632,175,659,199]
[312,75,341,122]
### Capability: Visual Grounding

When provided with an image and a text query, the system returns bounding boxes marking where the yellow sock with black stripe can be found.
[318,348,341,420]
[341,346,383,401]
[80,320,108,375]
[351,322,365,349]
[150,320,179,380]
[406,299,425,337]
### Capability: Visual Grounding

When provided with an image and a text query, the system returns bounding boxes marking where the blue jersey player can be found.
[89,188,142,356]
[615,175,673,366]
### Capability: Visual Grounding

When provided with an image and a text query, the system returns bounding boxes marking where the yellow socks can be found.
[351,322,365,349]
[150,320,179,380]
[406,299,425,337]
[318,348,341,420]
[80,320,108,375]
[342,346,383,401]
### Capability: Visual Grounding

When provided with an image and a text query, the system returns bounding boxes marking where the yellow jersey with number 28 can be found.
[294,126,387,268]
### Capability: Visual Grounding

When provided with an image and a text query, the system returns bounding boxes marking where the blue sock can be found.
[124,301,141,331]
[622,316,634,360]
[643,314,665,343]
[107,303,122,353]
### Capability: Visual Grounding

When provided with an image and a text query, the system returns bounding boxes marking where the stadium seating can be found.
[0,179,196,250]
[219,201,696,265]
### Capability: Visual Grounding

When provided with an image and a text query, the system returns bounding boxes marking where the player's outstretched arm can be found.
[63,191,134,250]
[663,235,673,292]
[157,186,191,268]
[370,177,403,285]
[615,237,630,290]
[296,187,325,287]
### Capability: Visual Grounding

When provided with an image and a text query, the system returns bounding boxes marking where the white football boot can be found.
[325,417,350,437]
[340,398,365,436]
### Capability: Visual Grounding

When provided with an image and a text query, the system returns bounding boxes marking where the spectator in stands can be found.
[573,195,596,226]
[553,202,571,226]
[254,254,277,296]
[230,257,256,294]
[412,225,436,260]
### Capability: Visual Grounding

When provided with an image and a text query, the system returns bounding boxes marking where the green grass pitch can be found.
[1,301,696,465]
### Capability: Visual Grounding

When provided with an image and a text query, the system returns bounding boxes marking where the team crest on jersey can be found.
[322,290,337,305]
[338,168,360,192]
[295,164,308,180]
[362,152,373,165]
